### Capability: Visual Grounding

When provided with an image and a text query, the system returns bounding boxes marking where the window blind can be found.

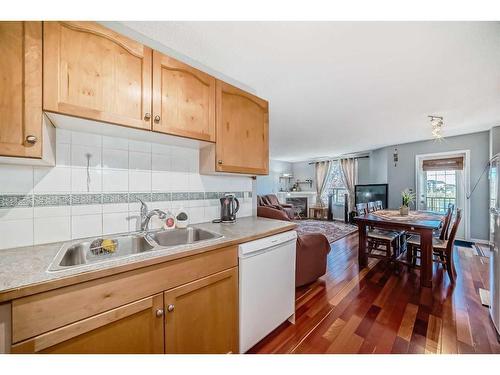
[422,156,464,171]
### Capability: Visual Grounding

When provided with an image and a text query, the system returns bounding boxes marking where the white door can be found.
[416,152,468,240]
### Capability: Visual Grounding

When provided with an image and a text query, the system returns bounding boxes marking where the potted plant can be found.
[400,189,415,216]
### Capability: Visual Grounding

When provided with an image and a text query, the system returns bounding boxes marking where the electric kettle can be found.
[215,193,240,223]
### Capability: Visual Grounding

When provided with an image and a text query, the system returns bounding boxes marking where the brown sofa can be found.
[260,194,295,220]
[257,205,331,287]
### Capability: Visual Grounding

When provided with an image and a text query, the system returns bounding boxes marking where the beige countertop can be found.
[0,216,296,302]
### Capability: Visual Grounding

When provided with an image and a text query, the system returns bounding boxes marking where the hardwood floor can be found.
[248,233,500,354]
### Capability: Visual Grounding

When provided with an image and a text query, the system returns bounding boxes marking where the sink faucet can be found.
[137,199,169,231]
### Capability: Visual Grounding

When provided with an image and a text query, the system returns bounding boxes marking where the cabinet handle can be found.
[154,115,161,123]
[144,113,151,121]
[218,160,223,165]
[167,304,175,312]
[25,135,38,145]
[156,309,164,317]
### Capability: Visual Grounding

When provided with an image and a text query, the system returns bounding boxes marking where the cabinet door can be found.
[43,21,152,130]
[164,267,238,354]
[216,80,269,175]
[152,51,215,142]
[0,22,42,158]
[12,294,164,354]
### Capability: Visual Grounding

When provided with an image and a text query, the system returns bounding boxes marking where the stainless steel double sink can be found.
[48,227,223,272]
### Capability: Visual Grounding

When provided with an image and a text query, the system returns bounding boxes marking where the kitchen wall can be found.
[255,159,292,195]
[0,129,254,250]
[362,131,490,241]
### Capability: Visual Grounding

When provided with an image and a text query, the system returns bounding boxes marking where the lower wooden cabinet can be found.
[11,266,239,354]
[164,267,238,354]
[12,294,164,354]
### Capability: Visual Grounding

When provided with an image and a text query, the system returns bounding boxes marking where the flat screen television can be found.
[355,184,388,209]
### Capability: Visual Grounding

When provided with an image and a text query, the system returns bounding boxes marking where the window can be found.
[321,161,346,205]
[425,169,457,212]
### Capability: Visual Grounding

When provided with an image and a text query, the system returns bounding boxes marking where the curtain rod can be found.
[308,155,369,165]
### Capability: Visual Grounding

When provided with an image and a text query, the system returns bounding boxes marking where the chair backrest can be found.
[257,195,264,206]
[367,201,376,212]
[439,206,453,240]
[447,202,455,213]
[356,202,368,216]
[375,200,383,210]
[265,194,280,206]
[446,208,462,252]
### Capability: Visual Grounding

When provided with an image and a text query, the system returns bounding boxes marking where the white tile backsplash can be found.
[129,151,151,171]
[102,169,129,192]
[0,165,33,193]
[71,144,102,168]
[72,214,102,239]
[0,128,255,249]
[34,216,71,244]
[71,168,102,193]
[0,219,34,248]
[129,170,151,192]
[102,148,129,170]
[33,167,71,193]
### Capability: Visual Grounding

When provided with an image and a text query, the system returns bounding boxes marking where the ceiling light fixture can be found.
[428,115,444,141]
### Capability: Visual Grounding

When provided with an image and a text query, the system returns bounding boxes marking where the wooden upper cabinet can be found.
[215,80,269,175]
[164,267,238,354]
[0,22,42,158]
[43,21,152,130]
[152,52,216,142]
[12,294,164,354]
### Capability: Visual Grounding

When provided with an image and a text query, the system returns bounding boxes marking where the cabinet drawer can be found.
[12,294,164,354]
[12,246,237,343]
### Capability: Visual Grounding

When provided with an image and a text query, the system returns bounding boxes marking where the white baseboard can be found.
[471,238,490,245]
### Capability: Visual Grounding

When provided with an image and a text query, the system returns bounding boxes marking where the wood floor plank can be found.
[250,233,500,354]
[397,303,419,341]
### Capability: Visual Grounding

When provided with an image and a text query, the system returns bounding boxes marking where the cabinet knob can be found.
[25,135,38,145]
[156,309,164,317]
[167,304,175,312]
[154,115,161,123]
[218,160,223,165]
[144,113,151,121]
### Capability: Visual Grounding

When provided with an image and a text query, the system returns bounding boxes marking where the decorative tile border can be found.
[71,194,102,205]
[0,191,252,209]
[152,192,171,202]
[102,193,129,204]
[0,194,33,208]
[34,194,71,207]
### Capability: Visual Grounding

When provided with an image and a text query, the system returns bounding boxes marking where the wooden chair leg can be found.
[446,248,457,283]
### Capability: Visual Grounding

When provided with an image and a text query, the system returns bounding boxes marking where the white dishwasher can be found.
[238,230,297,353]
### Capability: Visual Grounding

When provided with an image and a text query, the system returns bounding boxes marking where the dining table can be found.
[355,209,445,288]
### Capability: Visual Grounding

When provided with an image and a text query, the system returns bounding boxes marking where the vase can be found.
[400,206,409,216]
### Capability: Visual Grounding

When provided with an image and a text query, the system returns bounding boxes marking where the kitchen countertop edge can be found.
[0,217,296,302]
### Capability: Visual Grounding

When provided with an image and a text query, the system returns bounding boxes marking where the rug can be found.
[295,219,358,243]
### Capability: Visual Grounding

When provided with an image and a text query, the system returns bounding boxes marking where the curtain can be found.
[314,161,331,207]
[340,158,357,212]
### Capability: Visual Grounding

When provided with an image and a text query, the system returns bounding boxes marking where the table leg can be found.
[358,223,368,268]
[420,229,433,288]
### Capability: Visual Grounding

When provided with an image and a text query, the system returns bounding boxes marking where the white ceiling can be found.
[120,21,500,162]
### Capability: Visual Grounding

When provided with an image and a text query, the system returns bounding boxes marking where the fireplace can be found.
[286,197,308,219]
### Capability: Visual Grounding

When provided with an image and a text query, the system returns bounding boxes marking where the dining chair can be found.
[375,200,383,211]
[355,203,399,262]
[367,201,376,212]
[356,203,368,215]
[406,209,462,282]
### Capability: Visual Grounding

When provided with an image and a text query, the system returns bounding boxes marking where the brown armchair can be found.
[260,194,295,220]
[257,206,331,287]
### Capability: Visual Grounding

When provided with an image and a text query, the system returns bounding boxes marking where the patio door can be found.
[416,151,469,240]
